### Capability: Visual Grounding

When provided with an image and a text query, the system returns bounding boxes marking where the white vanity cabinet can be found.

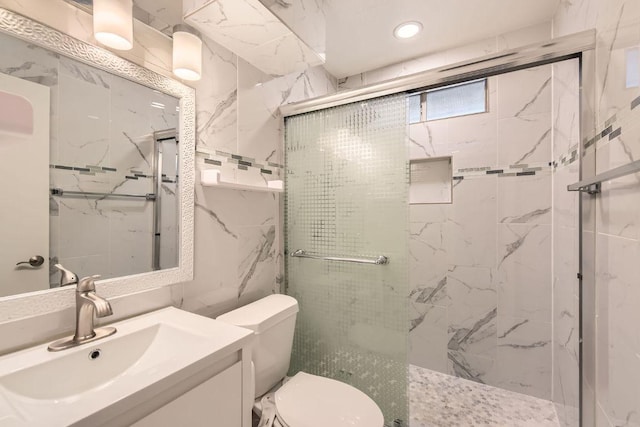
[133,361,244,427]
[0,308,254,427]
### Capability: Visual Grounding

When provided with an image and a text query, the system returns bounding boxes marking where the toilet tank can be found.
[217,294,299,397]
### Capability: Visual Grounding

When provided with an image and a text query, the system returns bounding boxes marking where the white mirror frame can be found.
[0,8,194,321]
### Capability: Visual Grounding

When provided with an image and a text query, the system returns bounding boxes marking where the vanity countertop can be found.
[0,307,253,426]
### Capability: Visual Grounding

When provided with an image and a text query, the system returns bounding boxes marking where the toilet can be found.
[217,294,384,427]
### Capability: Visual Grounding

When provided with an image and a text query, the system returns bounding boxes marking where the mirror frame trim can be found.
[0,8,194,320]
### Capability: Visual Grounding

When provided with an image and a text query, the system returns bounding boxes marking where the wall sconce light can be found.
[172,25,202,81]
[93,0,133,51]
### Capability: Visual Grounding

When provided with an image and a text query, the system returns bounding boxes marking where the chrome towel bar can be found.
[289,249,389,265]
[51,188,156,200]
[567,159,640,194]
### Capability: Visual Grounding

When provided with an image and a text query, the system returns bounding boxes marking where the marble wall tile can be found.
[184,0,323,77]
[446,94,498,170]
[497,174,552,225]
[409,222,448,293]
[497,113,553,165]
[107,198,154,277]
[553,2,640,420]
[194,36,238,154]
[448,350,496,385]
[237,225,277,305]
[57,72,110,167]
[497,224,552,323]
[446,266,497,360]
[447,178,497,267]
[594,175,640,240]
[554,347,580,427]
[552,61,581,159]
[408,120,448,160]
[552,164,580,229]
[260,0,327,56]
[497,65,552,119]
[182,190,242,317]
[409,304,448,372]
[553,0,598,38]
[238,58,337,164]
[595,233,640,426]
[337,73,364,92]
[491,317,552,399]
[183,182,280,316]
[56,197,110,260]
[595,23,640,127]
[552,226,579,352]
[405,64,558,400]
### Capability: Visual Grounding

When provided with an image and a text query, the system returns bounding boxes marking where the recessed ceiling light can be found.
[393,21,423,39]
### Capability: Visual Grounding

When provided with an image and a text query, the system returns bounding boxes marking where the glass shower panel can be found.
[285,94,409,424]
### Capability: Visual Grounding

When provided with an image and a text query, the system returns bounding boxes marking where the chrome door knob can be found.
[16,255,45,267]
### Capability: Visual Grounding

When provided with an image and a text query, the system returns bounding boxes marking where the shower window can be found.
[407,78,488,123]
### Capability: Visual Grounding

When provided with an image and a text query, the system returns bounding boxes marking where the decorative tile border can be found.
[554,144,579,168]
[196,147,283,176]
[49,163,178,181]
[582,94,640,153]
[452,162,552,181]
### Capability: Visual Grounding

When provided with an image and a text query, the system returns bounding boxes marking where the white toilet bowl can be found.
[272,371,383,427]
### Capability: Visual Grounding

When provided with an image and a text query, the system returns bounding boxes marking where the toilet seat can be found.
[273,372,384,427]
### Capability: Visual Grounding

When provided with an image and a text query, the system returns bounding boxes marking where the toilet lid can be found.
[274,372,384,427]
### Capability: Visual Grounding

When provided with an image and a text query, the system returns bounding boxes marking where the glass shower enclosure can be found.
[284,94,410,424]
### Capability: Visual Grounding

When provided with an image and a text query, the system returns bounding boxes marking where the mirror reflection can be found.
[0,30,180,298]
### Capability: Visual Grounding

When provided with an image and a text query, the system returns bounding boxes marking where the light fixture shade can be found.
[172,25,202,81]
[93,0,133,50]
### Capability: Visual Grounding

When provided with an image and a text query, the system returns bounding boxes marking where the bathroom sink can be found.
[0,307,253,426]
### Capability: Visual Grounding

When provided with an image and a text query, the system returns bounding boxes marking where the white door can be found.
[0,72,50,296]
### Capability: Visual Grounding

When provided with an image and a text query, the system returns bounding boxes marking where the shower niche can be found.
[409,157,453,204]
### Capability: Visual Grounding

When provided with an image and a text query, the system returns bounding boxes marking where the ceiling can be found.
[322,0,561,78]
[71,0,561,79]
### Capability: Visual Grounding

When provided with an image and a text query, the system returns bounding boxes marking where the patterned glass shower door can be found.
[284,94,409,424]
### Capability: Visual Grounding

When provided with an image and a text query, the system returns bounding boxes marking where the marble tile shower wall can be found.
[551,59,581,427]
[0,32,179,284]
[554,1,640,426]
[408,65,557,400]
[182,34,336,316]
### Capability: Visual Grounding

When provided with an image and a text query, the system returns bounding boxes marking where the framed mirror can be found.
[0,7,194,320]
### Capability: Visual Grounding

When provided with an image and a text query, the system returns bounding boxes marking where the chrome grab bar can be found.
[289,249,389,265]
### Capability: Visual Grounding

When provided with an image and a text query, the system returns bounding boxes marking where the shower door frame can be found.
[280,30,598,427]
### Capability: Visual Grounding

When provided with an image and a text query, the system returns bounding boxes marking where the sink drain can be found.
[88,349,102,360]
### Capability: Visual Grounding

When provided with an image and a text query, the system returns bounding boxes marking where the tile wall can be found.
[408,65,563,401]
[182,34,337,316]
[554,1,640,426]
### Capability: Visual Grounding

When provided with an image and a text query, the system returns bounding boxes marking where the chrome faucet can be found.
[48,265,117,352]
